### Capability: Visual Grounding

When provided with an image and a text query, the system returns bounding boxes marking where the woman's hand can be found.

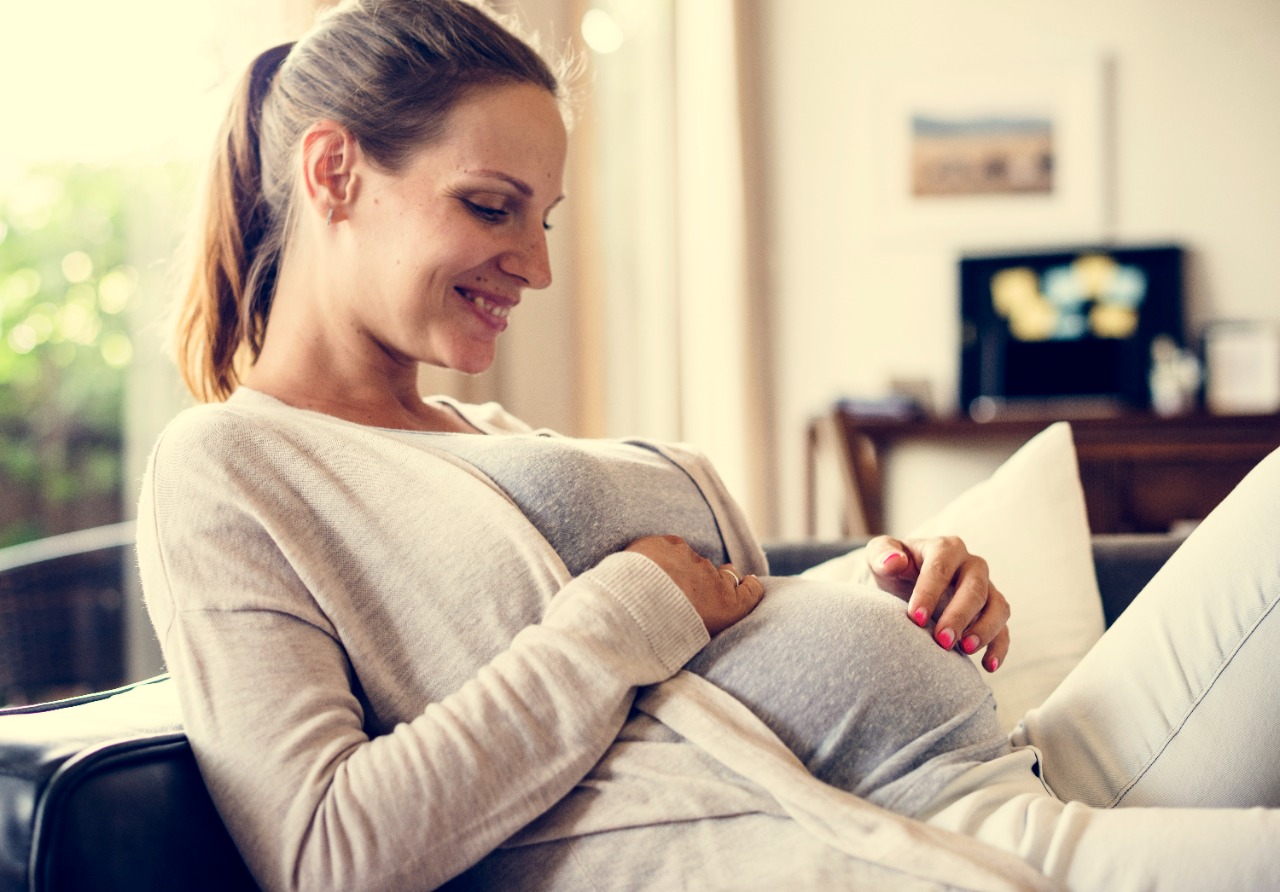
[625,535,764,635]
[865,535,1010,673]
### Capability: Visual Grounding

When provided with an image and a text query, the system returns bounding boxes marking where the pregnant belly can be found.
[685,575,1010,815]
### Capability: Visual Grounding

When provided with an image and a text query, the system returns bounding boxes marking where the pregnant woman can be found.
[137,2,1280,889]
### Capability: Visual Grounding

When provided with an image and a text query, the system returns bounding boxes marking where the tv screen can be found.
[959,245,1184,416]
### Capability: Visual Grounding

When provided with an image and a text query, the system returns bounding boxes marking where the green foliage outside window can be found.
[0,162,191,547]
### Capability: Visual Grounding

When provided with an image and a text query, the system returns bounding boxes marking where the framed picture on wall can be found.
[958,244,1185,417]
[871,54,1109,246]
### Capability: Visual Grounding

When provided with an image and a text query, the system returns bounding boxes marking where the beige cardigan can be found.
[137,388,1052,891]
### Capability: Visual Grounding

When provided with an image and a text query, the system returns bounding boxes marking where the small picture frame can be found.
[1203,320,1280,415]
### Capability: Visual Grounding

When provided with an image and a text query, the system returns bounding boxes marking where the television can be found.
[959,245,1184,418]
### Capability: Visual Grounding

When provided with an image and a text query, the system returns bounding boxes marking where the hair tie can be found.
[247,42,295,133]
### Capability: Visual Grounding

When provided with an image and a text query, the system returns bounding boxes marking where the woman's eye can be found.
[465,201,509,223]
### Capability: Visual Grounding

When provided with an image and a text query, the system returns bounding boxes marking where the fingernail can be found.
[911,607,928,627]
[937,628,955,649]
[881,551,902,568]
[961,635,980,655]
[986,655,1000,672]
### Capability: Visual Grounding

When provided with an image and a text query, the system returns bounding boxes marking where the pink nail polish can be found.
[937,628,955,649]
[881,551,902,568]
[962,635,980,654]
[911,607,928,627]
[986,655,1000,672]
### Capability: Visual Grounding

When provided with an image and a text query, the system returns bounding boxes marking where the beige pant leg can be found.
[924,752,1280,891]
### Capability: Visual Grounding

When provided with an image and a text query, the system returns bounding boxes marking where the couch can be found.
[0,530,1184,892]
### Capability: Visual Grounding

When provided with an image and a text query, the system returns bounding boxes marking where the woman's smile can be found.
[455,286,517,331]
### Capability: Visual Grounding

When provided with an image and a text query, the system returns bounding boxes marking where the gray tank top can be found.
[406,432,728,575]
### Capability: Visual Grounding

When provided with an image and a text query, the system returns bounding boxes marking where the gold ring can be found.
[721,567,742,586]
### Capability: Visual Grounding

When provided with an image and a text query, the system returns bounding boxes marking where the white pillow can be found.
[802,422,1104,732]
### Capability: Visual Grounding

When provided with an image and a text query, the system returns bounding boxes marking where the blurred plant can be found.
[0,162,191,547]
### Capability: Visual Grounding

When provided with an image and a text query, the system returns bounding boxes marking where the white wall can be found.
[759,0,1280,537]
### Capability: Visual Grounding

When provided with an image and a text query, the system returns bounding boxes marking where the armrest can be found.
[1091,533,1186,627]
[0,676,256,892]
[762,539,869,577]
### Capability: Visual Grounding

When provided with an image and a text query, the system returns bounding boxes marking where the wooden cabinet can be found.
[808,408,1280,536]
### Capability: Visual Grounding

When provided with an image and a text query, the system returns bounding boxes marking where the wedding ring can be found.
[721,567,742,586]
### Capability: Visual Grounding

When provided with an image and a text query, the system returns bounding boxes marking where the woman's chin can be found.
[426,350,497,377]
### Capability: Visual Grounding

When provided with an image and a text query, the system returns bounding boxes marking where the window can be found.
[0,0,318,546]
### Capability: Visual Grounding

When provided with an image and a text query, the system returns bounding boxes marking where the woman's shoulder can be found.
[152,399,249,455]
[149,388,339,476]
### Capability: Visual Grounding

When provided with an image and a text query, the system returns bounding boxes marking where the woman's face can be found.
[345,81,567,377]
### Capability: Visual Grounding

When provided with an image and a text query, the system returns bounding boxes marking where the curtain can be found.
[573,0,776,533]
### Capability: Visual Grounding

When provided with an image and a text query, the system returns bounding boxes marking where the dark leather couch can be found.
[0,533,1185,892]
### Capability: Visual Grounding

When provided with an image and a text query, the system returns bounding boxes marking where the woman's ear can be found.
[301,120,357,226]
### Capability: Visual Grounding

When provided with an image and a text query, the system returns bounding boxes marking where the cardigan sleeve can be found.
[138,406,709,892]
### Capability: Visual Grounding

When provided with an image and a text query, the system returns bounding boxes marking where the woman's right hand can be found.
[625,535,764,635]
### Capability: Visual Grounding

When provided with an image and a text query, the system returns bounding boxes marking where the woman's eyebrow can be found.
[465,169,565,206]
[466,169,534,196]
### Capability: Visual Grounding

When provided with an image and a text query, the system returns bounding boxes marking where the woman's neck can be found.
[244,377,478,433]
[245,250,479,434]
[244,330,480,431]
[244,323,478,433]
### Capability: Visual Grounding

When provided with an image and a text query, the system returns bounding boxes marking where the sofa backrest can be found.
[0,522,136,705]
[761,534,1185,626]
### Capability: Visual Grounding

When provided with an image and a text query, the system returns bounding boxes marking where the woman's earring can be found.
[326,207,334,227]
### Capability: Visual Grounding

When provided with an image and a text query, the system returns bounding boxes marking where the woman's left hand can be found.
[865,535,1010,673]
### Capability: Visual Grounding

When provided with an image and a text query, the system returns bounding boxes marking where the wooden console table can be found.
[808,408,1280,536]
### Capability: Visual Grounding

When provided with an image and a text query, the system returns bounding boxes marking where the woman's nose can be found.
[500,229,553,290]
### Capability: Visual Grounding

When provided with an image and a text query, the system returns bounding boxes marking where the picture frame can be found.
[958,244,1185,416]
[1203,320,1280,415]
[871,54,1108,246]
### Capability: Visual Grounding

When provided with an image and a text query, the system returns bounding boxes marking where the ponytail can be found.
[174,42,292,403]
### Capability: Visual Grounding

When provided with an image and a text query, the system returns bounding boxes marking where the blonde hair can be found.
[173,0,563,402]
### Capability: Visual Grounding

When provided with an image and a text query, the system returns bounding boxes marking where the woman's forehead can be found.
[430,83,567,188]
